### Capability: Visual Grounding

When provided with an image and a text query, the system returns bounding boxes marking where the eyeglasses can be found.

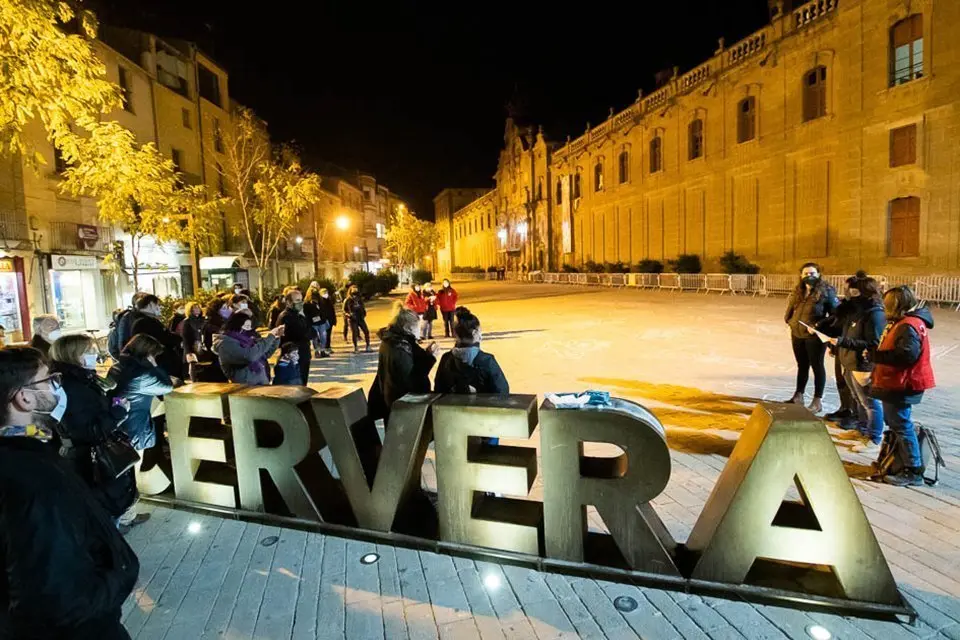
[22,373,62,391]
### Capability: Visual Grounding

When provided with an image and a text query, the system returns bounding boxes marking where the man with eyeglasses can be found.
[0,347,139,639]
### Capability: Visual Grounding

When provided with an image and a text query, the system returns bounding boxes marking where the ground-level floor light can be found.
[359,553,380,565]
[482,573,501,591]
[806,625,832,640]
[187,521,202,535]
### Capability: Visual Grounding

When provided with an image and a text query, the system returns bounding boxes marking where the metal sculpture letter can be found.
[433,394,542,555]
[166,383,246,508]
[686,402,900,604]
[540,398,679,575]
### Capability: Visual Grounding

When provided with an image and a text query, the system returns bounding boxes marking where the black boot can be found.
[883,468,924,487]
[825,408,853,421]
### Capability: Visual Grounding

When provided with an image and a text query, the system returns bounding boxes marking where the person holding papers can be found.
[783,262,839,414]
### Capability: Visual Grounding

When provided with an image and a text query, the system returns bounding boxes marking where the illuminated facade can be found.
[438,0,960,275]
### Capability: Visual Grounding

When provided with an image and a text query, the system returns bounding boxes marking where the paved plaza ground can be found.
[121,281,960,638]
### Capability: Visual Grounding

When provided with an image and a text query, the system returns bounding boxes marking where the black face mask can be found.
[803,276,819,286]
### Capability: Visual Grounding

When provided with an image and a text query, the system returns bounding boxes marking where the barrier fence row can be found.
[448,271,960,308]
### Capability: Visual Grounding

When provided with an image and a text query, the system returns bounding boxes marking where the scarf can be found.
[225,330,266,376]
[0,424,53,442]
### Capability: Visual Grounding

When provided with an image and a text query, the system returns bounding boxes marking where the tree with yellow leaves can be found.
[0,0,222,289]
[221,107,322,300]
[384,206,439,274]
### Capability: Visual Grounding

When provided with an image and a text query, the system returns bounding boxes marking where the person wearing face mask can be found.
[0,347,140,639]
[167,305,187,335]
[29,313,62,358]
[343,286,371,353]
[867,286,936,486]
[214,312,283,384]
[315,287,336,356]
[436,279,459,338]
[783,262,839,414]
[272,342,303,385]
[108,292,148,361]
[421,282,438,340]
[404,283,428,340]
[130,294,183,378]
[814,272,886,454]
[50,335,138,528]
[276,289,313,384]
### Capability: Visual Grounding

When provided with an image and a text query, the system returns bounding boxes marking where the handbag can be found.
[92,433,140,479]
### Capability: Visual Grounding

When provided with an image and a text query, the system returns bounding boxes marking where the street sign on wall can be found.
[51,254,99,270]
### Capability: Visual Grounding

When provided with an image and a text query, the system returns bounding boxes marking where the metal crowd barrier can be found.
[490,271,960,309]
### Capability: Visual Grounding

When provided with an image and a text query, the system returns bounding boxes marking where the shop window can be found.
[889,124,917,167]
[118,66,134,113]
[650,136,663,173]
[688,119,704,160]
[802,66,827,122]
[891,15,923,86]
[888,196,920,257]
[594,160,604,192]
[618,151,629,184]
[737,97,756,143]
[182,107,192,129]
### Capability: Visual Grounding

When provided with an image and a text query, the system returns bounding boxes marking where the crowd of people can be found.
[0,265,941,635]
[783,263,937,487]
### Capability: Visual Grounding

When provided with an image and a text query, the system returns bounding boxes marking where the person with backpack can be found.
[107,292,147,360]
[434,306,508,446]
[129,294,183,379]
[868,285,936,487]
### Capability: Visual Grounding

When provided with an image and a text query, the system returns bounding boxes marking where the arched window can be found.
[688,118,704,160]
[556,177,563,204]
[802,66,827,122]
[594,160,604,192]
[618,150,629,184]
[889,196,920,257]
[573,172,582,199]
[649,136,663,173]
[737,97,756,143]
[891,15,923,86]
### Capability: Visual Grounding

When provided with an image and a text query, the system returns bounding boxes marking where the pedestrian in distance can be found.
[367,305,439,425]
[343,285,372,353]
[422,282,438,340]
[214,312,283,385]
[436,278,459,338]
[276,289,313,384]
[783,262,839,414]
[404,283,428,340]
[868,285,936,487]
[0,346,140,640]
[29,313,62,358]
[315,287,337,356]
[815,272,886,454]
[272,342,303,385]
[50,334,140,529]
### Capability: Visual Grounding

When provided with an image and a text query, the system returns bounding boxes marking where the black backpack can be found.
[873,423,945,486]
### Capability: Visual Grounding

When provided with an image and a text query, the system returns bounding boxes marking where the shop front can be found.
[0,256,30,344]
[200,256,249,291]
[49,254,110,333]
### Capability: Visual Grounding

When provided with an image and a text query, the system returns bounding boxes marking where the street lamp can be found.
[295,236,303,244]
[336,215,350,231]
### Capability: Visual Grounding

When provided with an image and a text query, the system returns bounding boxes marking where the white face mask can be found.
[321,293,329,299]
[238,302,249,310]
[30,384,68,423]
[47,329,62,342]
[81,353,99,370]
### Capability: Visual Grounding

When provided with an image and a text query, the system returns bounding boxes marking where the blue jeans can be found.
[881,401,922,468]
[844,369,884,443]
[313,321,329,352]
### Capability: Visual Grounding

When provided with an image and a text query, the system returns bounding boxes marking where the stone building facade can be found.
[438,0,960,276]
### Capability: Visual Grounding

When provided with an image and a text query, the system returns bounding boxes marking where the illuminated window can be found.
[650,136,663,173]
[594,160,604,192]
[891,15,923,86]
[802,66,827,122]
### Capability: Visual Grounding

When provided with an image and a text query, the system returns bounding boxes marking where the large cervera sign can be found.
[144,383,903,608]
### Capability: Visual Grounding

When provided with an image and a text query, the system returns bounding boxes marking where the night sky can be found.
[92,0,771,218]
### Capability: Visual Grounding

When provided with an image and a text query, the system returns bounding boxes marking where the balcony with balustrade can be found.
[49,221,116,254]
[0,211,29,245]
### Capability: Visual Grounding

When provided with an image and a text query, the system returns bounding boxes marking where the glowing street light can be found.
[295,235,303,245]
[336,215,350,231]
[497,228,507,245]
[353,246,360,254]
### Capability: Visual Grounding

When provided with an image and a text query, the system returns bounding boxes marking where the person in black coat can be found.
[316,288,337,354]
[130,294,183,379]
[367,306,438,425]
[50,335,138,523]
[343,286,371,352]
[782,262,839,414]
[267,295,284,330]
[276,289,313,384]
[0,347,139,639]
[196,298,229,383]
[434,307,509,395]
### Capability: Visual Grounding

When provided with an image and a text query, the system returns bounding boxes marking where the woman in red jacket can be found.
[436,279,459,338]
[404,283,428,339]
[869,285,935,487]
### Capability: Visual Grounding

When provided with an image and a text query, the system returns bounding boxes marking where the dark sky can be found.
[92,0,771,218]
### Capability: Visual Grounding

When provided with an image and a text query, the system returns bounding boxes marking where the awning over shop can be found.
[199,256,245,271]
